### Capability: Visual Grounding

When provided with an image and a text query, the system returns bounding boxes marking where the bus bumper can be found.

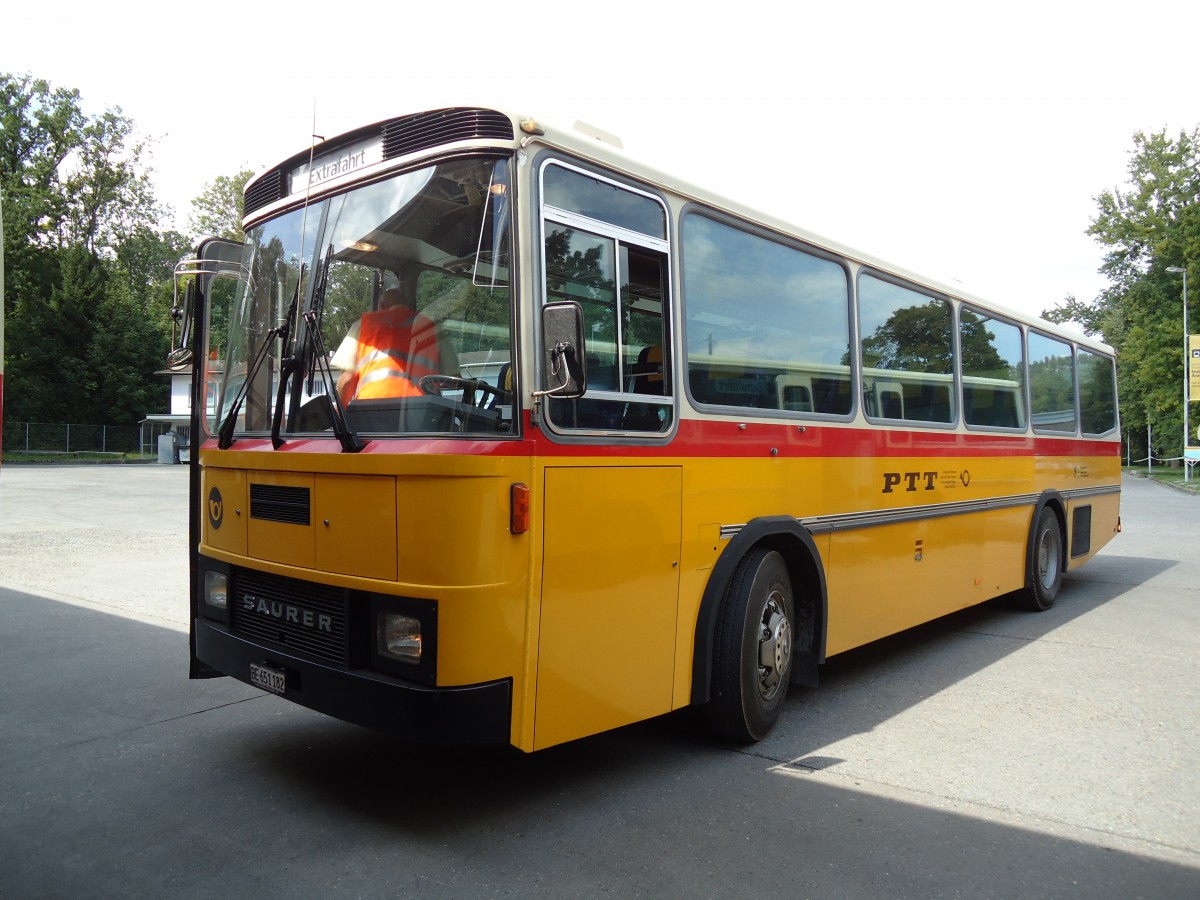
[194,618,512,744]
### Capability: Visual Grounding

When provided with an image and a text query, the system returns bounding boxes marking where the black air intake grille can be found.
[243,169,286,216]
[250,483,310,525]
[230,568,348,664]
[382,108,514,160]
[241,109,512,216]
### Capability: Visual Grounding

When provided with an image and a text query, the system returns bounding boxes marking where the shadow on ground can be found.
[3,572,1194,898]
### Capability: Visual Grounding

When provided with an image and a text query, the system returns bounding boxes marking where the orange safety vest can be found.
[346,307,441,400]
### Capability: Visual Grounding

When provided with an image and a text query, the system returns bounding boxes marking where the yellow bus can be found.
[176,107,1121,750]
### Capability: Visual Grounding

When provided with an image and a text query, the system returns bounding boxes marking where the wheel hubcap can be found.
[1037,529,1060,589]
[757,591,792,700]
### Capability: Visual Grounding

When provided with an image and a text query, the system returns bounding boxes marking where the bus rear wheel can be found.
[707,548,794,742]
[1016,507,1064,611]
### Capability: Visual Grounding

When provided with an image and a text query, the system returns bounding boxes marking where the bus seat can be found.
[631,345,664,394]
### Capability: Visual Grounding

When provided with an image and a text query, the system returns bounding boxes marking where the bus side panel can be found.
[981,504,1031,598]
[1065,490,1121,570]
[534,466,682,750]
[824,511,985,656]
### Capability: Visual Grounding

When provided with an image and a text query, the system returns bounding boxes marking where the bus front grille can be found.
[229,568,349,665]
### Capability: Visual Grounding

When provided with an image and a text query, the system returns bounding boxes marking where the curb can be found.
[1126,470,1200,496]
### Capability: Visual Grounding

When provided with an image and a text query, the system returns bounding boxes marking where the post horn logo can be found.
[208,487,224,530]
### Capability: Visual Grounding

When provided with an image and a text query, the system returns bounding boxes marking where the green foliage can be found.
[189,169,253,242]
[1043,127,1200,461]
[1088,130,1199,291]
[1,74,84,319]
[89,275,170,423]
[1040,294,1105,335]
[2,72,174,426]
[6,245,101,422]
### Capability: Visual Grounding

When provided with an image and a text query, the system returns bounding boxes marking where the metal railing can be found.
[1,421,173,456]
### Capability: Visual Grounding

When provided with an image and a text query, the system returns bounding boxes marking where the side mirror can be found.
[540,301,587,399]
[166,346,193,370]
[166,279,195,369]
[168,238,245,370]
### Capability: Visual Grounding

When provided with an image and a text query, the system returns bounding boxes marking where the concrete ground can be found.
[0,466,1197,898]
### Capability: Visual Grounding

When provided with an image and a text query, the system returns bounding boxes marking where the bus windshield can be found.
[217,156,514,440]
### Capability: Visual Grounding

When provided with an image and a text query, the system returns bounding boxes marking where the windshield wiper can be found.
[268,265,306,449]
[217,275,302,450]
[300,246,365,452]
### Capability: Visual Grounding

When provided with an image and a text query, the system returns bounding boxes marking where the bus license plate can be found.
[250,662,286,695]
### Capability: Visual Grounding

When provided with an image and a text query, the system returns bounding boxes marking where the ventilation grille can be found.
[250,483,310,525]
[243,169,286,217]
[382,108,513,160]
[241,109,513,218]
[230,568,348,664]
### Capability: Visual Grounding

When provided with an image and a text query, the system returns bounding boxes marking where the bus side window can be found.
[682,213,851,420]
[965,385,1020,428]
[961,308,1026,431]
[541,169,673,436]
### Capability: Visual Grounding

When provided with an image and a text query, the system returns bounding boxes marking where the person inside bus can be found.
[332,286,459,405]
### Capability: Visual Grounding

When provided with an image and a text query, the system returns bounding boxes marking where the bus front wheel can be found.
[1017,507,1064,611]
[707,548,794,742]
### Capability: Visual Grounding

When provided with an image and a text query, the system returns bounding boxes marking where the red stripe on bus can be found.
[198,416,1119,460]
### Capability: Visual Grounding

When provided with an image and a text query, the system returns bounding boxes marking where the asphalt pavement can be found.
[0,465,1197,898]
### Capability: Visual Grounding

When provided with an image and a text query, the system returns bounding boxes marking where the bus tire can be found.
[1016,506,1064,611]
[706,548,794,742]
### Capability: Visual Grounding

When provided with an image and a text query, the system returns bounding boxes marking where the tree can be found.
[6,245,101,422]
[0,74,85,321]
[1,72,174,428]
[1042,127,1200,463]
[189,169,253,242]
[90,274,169,424]
[1088,130,1199,292]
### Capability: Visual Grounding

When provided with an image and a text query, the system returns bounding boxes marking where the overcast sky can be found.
[7,0,1198,325]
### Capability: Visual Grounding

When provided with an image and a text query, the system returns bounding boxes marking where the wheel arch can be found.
[1027,489,1067,570]
[690,516,828,705]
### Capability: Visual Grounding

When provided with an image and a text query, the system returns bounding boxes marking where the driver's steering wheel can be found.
[418,375,502,410]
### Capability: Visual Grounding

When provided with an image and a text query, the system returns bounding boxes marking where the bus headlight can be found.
[204,571,228,610]
[377,613,422,664]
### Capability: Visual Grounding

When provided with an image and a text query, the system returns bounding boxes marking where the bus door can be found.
[533,159,679,748]
[173,237,246,679]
